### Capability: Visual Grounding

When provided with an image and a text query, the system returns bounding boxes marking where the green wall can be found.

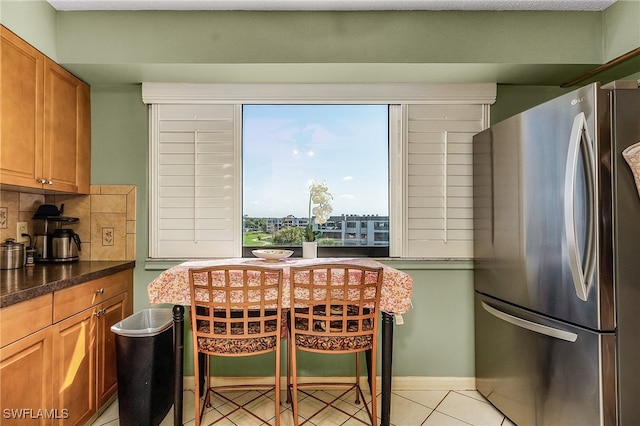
[0,0,57,58]
[89,85,158,308]
[603,0,640,60]
[491,85,572,125]
[55,10,604,64]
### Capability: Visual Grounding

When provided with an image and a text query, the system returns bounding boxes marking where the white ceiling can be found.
[47,0,617,11]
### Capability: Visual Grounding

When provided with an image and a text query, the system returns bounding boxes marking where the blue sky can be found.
[243,105,389,218]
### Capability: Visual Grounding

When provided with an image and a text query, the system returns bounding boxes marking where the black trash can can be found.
[111,308,174,426]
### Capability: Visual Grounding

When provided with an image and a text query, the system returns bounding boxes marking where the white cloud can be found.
[342,176,353,181]
[303,124,335,144]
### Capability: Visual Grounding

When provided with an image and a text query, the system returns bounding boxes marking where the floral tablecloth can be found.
[148,257,413,315]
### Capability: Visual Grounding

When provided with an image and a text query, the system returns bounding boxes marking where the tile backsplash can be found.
[0,185,136,261]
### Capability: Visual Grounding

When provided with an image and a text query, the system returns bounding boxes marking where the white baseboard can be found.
[389,376,476,391]
[182,376,476,392]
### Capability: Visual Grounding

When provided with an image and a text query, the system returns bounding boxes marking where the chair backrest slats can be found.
[188,265,283,348]
[289,264,383,353]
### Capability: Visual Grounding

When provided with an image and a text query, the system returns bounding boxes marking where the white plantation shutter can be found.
[144,83,495,260]
[149,104,241,258]
[406,104,488,258]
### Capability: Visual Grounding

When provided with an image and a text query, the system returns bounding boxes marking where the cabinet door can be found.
[0,327,54,426]
[76,81,91,195]
[0,26,44,189]
[43,59,82,193]
[97,293,127,407]
[52,307,97,426]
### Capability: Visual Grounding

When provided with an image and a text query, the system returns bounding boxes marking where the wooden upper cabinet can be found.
[77,80,91,195]
[44,58,91,194]
[0,26,44,189]
[0,26,90,194]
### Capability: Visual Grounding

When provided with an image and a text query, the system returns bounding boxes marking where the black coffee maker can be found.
[33,204,81,262]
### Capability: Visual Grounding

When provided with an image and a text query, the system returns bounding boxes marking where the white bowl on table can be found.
[252,249,294,262]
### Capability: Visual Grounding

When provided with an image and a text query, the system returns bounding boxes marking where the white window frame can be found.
[143,83,496,260]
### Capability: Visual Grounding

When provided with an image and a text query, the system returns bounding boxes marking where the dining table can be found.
[147,257,413,426]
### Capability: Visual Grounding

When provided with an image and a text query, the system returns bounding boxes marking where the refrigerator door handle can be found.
[481,301,578,342]
[564,112,597,302]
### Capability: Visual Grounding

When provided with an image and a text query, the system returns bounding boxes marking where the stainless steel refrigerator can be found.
[473,81,640,426]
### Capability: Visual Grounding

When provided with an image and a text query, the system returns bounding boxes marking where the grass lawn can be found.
[243,232,273,246]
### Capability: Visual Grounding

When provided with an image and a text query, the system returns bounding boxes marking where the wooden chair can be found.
[188,265,283,426]
[287,264,384,425]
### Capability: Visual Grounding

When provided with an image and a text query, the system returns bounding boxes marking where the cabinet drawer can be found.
[53,270,132,323]
[0,294,53,348]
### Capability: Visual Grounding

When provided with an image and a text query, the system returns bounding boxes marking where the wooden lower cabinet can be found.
[52,306,97,426]
[97,293,128,407]
[0,328,54,426]
[0,269,133,425]
[52,292,129,426]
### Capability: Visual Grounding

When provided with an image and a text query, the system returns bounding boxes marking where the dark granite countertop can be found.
[0,261,136,308]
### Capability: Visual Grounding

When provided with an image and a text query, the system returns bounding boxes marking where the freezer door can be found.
[475,293,616,426]
[473,83,614,330]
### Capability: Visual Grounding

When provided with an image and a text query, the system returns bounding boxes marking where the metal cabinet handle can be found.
[46,179,53,185]
[96,288,105,294]
[94,308,106,317]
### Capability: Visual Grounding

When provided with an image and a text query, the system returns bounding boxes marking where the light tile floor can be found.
[90,387,515,426]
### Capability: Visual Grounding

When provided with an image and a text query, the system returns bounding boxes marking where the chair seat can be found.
[293,333,373,351]
[293,318,373,351]
[197,321,278,354]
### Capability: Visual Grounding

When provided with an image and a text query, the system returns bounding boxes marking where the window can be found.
[143,83,495,260]
[242,105,389,256]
